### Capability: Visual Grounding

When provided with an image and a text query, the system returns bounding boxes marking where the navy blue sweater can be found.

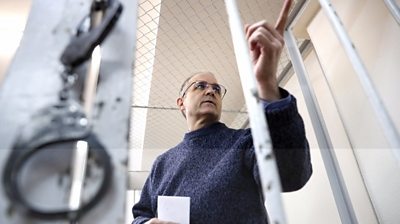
[132,95,312,224]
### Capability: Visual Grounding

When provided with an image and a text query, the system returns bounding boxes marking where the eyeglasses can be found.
[181,81,227,99]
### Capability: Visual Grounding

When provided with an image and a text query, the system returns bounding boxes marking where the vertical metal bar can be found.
[69,1,104,220]
[285,29,358,224]
[224,1,286,224]
[83,45,102,120]
[83,4,104,121]
[311,43,381,223]
[69,140,89,210]
[384,0,400,25]
[318,0,400,160]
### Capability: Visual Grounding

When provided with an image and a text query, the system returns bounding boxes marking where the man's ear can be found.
[177,97,186,118]
[177,97,184,110]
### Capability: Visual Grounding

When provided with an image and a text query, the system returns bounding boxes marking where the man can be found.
[132,0,312,223]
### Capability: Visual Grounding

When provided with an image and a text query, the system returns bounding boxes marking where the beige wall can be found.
[290,0,400,223]
[282,72,342,224]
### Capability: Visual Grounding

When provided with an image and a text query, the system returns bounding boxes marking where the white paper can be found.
[157,195,190,224]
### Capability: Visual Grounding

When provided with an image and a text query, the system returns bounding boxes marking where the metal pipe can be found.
[83,5,104,121]
[285,29,358,224]
[68,140,89,211]
[69,1,105,221]
[384,0,400,25]
[83,45,102,120]
[224,0,286,223]
[318,0,400,161]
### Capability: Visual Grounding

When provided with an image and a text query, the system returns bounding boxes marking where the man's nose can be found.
[204,85,216,95]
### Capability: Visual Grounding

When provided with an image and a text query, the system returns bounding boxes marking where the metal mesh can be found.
[130,0,300,151]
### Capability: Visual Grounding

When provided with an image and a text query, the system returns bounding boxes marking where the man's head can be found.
[177,72,226,126]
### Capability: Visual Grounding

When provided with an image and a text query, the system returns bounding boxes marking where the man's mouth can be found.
[201,100,216,106]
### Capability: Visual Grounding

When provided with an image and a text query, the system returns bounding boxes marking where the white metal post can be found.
[69,4,104,219]
[318,0,400,161]
[285,29,358,224]
[384,0,400,25]
[69,141,89,212]
[224,1,286,224]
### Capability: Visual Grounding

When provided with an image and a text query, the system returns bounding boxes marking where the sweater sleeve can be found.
[131,165,157,223]
[246,88,312,192]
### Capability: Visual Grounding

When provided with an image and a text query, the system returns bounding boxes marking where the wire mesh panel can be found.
[130,0,298,159]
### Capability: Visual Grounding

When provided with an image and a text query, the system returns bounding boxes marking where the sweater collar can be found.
[183,121,225,141]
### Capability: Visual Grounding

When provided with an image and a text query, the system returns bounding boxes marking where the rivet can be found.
[79,118,88,126]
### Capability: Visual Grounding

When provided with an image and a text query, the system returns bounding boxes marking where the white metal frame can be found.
[285,29,358,224]
[224,0,286,223]
[283,0,400,223]
[384,0,400,25]
[318,0,400,160]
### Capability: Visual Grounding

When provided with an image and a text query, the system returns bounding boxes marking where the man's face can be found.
[177,73,225,122]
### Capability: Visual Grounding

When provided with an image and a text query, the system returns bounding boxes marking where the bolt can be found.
[79,118,88,126]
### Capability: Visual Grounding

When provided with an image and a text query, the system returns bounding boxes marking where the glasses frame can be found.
[181,81,227,99]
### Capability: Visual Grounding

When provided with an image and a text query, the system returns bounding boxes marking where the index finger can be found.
[275,0,293,34]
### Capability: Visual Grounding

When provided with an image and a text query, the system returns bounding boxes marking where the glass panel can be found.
[306,1,400,222]
[300,45,378,224]
[281,71,341,224]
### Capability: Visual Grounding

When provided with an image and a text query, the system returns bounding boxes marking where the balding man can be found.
[132,1,312,223]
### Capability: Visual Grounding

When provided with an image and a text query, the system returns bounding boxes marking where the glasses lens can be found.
[183,81,226,98]
[194,81,207,90]
[211,84,222,95]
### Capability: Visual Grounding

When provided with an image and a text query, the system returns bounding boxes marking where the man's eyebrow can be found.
[193,80,219,85]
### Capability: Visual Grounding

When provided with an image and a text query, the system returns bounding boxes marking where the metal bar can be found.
[384,0,400,25]
[69,140,89,210]
[69,2,104,220]
[277,40,311,86]
[224,1,286,224]
[311,42,381,223]
[83,45,102,119]
[285,29,358,224]
[286,0,306,31]
[319,0,400,160]
[83,6,104,121]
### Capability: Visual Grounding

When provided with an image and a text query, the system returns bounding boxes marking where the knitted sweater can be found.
[132,95,312,224]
